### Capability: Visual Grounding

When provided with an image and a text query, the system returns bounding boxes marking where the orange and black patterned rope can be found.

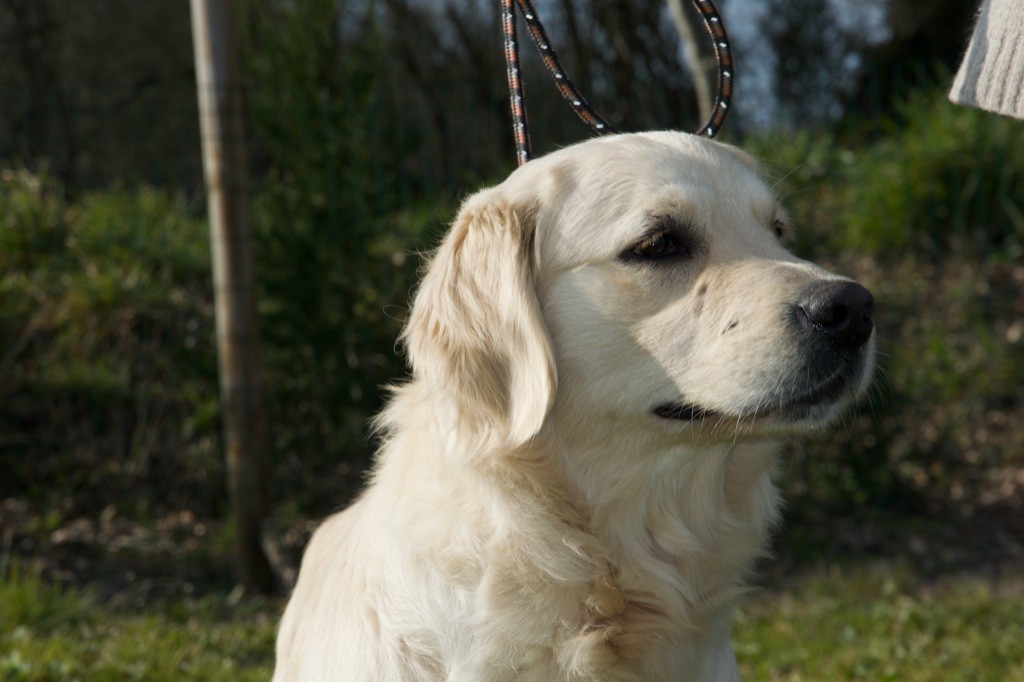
[503,0,733,166]
[502,0,532,166]
[690,0,733,138]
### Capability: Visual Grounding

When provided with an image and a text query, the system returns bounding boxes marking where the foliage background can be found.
[0,0,1022,677]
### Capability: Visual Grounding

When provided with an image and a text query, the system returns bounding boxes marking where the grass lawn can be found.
[0,566,277,681]
[733,565,1024,681]
[2,563,1022,680]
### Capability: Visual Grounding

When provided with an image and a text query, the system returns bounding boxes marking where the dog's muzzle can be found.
[653,279,875,425]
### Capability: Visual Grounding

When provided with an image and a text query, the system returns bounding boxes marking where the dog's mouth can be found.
[772,368,852,414]
[653,364,859,425]
[653,402,713,422]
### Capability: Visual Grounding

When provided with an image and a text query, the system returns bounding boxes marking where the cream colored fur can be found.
[274,132,875,681]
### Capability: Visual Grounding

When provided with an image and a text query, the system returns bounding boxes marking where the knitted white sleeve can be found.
[949,0,1024,120]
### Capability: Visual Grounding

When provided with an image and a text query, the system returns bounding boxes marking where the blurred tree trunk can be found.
[666,0,712,123]
[190,0,275,595]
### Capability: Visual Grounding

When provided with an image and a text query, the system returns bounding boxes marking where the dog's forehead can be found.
[520,133,771,211]
[569,132,757,183]
[502,132,778,262]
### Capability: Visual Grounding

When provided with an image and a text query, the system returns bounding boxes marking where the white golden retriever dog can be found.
[274,131,875,681]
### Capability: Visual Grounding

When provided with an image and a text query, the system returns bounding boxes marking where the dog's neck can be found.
[541,419,782,623]
[375,387,781,675]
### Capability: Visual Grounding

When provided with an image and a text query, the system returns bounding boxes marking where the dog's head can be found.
[404,132,875,448]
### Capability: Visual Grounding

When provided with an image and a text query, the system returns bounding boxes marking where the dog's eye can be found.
[773,219,786,239]
[631,232,680,259]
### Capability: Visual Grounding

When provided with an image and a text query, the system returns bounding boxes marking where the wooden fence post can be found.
[189,0,274,594]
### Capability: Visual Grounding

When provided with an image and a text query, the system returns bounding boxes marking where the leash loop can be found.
[515,0,616,139]
[503,0,734,165]
[690,0,733,137]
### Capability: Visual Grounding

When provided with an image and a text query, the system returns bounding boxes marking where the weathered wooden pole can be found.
[189,0,274,593]
[668,0,714,124]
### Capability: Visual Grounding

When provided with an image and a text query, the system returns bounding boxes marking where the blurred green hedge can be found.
[747,91,1024,260]
[0,167,448,518]
[0,169,221,516]
[747,94,1023,541]
[2,89,1022,534]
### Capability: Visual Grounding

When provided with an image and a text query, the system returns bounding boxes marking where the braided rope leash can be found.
[690,0,733,138]
[503,0,733,166]
[502,0,530,166]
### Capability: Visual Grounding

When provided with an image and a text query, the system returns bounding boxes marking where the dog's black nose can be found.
[796,281,874,349]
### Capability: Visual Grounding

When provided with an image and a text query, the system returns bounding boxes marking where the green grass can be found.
[0,566,278,681]
[734,566,1024,681]
[4,564,1022,680]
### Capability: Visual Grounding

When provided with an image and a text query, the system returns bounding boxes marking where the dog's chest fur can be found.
[376,417,783,680]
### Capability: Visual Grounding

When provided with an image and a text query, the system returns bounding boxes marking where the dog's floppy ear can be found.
[403,190,556,446]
